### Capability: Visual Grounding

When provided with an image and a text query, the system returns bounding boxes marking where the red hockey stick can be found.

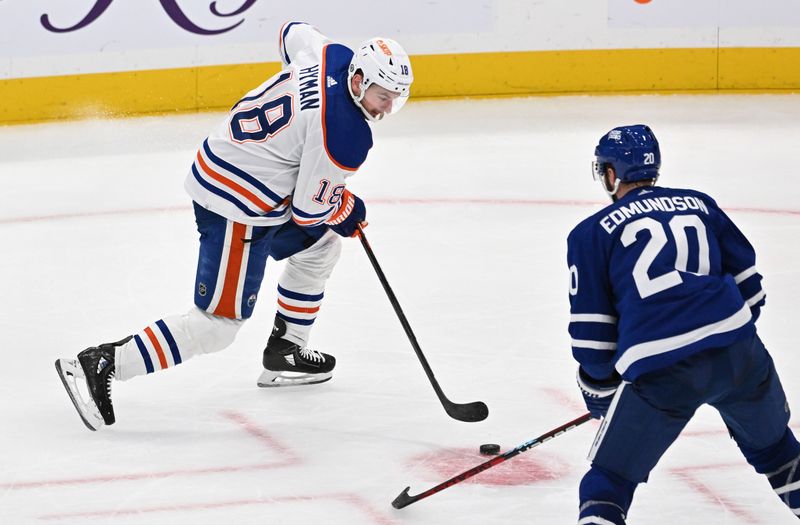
[392,413,593,509]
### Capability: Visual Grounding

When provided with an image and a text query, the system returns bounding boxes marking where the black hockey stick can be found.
[392,412,593,509]
[356,224,488,423]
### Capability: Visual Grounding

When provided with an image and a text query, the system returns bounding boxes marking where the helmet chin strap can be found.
[601,176,621,202]
[348,79,383,122]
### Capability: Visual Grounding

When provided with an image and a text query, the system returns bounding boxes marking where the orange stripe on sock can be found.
[215,222,247,319]
[144,326,168,369]
[277,299,320,314]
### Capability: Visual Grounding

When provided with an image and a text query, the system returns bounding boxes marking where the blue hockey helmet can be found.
[592,125,661,189]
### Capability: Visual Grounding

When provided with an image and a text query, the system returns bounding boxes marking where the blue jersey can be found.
[567,186,766,381]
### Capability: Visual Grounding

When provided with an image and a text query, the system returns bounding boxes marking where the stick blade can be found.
[392,487,415,509]
[445,400,489,422]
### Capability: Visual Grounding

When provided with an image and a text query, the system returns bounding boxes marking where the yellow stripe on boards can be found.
[197,63,282,108]
[1,68,198,124]
[1,47,798,124]
[719,47,800,90]
[410,48,719,97]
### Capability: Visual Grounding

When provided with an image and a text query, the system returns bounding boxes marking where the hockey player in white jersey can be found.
[570,125,800,523]
[55,22,414,430]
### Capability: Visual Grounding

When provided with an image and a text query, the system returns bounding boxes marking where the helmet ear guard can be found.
[347,37,413,121]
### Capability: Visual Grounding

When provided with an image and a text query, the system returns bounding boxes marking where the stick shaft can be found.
[356,225,451,402]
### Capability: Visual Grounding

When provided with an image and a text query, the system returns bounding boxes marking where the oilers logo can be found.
[247,294,257,307]
[198,282,207,297]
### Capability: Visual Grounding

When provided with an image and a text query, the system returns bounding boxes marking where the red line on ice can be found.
[539,386,592,414]
[37,493,398,524]
[0,461,295,490]
[0,411,298,491]
[220,410,298,459]
[2,198,799,225]
[670,464,759,524]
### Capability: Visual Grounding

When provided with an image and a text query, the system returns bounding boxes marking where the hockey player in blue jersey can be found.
[569,125,800,523]
[54,23,414,431]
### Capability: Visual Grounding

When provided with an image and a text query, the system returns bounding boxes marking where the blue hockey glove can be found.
[326,190,366,238]
[577,367,622,419]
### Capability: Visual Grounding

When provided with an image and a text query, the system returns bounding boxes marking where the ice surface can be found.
[1,94,798,524]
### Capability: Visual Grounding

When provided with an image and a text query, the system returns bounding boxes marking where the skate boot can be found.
[55,336,130,431]
[257,319,335,387]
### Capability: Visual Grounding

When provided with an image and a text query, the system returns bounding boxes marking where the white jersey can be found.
[185,22,373,227]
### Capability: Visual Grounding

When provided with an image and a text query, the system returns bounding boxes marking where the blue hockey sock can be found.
[740,428,800,517]
[766,455,800,517]
[740,428,800,474]
[578,465,636,525]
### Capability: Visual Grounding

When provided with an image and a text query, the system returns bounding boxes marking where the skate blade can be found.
[54,359,104,431]
[257,369,332,388]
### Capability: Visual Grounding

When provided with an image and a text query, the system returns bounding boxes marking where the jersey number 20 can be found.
[622,216,710,299]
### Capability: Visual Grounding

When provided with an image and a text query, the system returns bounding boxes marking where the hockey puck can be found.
[479,443,500,455]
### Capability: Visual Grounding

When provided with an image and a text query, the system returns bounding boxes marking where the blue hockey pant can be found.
[578,333,800,524]
[115,203,341,380]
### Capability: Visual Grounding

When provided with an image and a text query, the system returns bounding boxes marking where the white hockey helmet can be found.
[347,37,413,121]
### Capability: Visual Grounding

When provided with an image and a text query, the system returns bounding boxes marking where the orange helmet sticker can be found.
[376,39,393,56]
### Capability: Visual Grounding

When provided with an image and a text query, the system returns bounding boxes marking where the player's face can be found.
[361,84,400,119]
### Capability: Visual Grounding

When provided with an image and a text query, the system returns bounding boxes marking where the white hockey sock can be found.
[116,307,244,380]
[276,284,324,346]
[275,230,340,347]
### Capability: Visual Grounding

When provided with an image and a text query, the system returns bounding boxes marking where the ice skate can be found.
[55,336,129,431]
[257,334,336,388]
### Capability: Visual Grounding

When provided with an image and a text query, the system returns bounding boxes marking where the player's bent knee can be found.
[185,307,244,355]
[286,232,342,279]
[297,230,341,264]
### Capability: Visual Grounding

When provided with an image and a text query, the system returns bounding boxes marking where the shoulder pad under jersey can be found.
[320,44,373,171]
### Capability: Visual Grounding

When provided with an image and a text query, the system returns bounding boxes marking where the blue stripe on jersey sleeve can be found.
[192,164,262,217]
[202,140,285,204]
[731,264,765,321]
[569,322,618,347]
[734,268,764,300]
[740,277,765,322]
[291,204,333,219]
[738,276,765,304]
